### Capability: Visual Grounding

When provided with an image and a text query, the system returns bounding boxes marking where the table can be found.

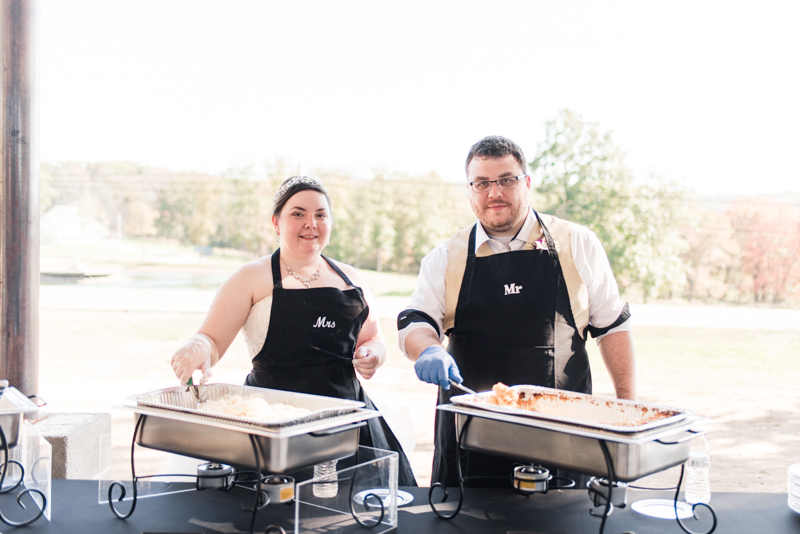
[1,481,797,533]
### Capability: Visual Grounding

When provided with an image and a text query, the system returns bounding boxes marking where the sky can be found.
[40,1,800,196]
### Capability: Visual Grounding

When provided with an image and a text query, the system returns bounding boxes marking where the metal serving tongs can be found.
[186,376,203,404]
[449,379,478,398]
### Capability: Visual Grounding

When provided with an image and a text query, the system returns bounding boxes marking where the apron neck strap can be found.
[532,210,557,255]
[272,249,357,289]
[271,250,283,288]
[467,224,478,258]
[323,256,356,287]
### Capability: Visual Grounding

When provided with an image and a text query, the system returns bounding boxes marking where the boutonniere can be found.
[533,237,548,250]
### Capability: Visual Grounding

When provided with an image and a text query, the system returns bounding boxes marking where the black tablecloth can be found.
[2,480,798,533]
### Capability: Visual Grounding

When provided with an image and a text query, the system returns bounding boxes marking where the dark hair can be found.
[272,176,331,217]
[464,135,527,175]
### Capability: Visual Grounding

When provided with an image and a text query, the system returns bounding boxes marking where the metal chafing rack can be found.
[121,384,381,473]
[439,406,699,482]
[428,384,713,533]
[442,385,699,481]
[108,384,393,533]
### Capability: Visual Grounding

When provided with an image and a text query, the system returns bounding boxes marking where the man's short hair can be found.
[465,135,527,175]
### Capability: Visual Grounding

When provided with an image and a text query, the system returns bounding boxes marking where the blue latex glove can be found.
[414,346,463,389]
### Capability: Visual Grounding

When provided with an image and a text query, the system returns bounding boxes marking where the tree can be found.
[530,109,687,302]
[123,198,158,236]
[322,170,473,273]
[209,167,270,252]
[727,198,800,304]
[680,203,738,302]
[625,178,688,300]
[154,174,224,247]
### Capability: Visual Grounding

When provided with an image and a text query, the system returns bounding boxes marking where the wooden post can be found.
[1,0,39,395]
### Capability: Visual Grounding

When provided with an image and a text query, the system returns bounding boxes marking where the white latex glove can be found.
[171,333,215,386]
[353,346,380,380]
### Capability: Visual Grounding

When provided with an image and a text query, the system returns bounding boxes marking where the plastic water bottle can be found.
[313,460,338,498]
[685,435,711,504]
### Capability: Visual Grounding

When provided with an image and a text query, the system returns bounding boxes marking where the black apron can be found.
[246,250,417,486]
[432,212,591,488]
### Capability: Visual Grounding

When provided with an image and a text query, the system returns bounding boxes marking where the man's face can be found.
[466,154,531,236]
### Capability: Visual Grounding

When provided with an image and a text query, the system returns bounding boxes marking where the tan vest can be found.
[443,213,589,339]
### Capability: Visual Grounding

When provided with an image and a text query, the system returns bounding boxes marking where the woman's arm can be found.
[171,258,270,384]
[197,260,268,360]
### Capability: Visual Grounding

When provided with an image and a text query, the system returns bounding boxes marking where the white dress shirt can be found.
[398,207,631,356]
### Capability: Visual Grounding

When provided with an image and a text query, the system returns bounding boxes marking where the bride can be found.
[170,176,416,486]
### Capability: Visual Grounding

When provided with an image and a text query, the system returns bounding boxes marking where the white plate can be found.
[631,499,695,519]
[353,488,414,507]
[788,463,800,477]
[789,496,800,514]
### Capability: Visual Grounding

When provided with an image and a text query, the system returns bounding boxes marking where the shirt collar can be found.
[475,206,537,250]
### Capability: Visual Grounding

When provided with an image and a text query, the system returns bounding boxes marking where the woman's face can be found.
[272,190,332,255]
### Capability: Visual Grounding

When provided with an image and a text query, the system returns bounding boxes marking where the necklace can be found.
[283,260,322,288]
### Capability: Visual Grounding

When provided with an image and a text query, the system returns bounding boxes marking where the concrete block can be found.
[33,412,111,479]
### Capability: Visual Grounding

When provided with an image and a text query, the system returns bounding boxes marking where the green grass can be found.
[631,326,799,377]
[42,239,420,294]
[381,289,415,297]
[585,325,800,399]
[355,269,418,297]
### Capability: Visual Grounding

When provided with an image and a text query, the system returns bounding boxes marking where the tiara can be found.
[273,176,326,205]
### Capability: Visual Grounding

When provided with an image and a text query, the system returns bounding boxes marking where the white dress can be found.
[241,297,272,359]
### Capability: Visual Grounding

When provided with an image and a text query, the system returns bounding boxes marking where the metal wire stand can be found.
[0,425,47,527]
[108,414,385,534]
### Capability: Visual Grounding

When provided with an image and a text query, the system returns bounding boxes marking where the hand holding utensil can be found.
[414,346,463,388]
[171,333,214,386]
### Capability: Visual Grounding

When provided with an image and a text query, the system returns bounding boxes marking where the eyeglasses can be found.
[468,174,526,193]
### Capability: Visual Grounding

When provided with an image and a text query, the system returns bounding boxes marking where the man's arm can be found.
[404,328,462,387]
[398,244,447,357]
[403,328,442,361]
[597,330,636,400]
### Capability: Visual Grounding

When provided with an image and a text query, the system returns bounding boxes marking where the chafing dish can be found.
[121,384,381,473]
[0,384,39,448]
[441,386,702,481]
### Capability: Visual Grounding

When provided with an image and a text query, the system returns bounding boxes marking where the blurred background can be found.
[34,0,800,490]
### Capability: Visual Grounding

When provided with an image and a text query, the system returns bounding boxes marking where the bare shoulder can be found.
[329,259,366,287]
[225,254,275,301]
[231,254,272,278]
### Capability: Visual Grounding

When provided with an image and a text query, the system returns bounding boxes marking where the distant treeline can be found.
[40,159,476,276]
[41,110,800,305]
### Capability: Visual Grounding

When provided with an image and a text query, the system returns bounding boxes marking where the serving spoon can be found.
[449,379,478,397]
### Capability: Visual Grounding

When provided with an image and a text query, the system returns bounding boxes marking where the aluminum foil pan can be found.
[128,383,364,430]
[440,404,703,481]
[451,384,690,433]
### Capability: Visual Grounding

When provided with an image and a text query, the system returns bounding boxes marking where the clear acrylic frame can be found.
[294,446,398,534]
[98,443,399,533]
[3,420,51,522]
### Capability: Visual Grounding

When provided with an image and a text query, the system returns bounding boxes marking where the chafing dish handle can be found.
[656,429,706,445]
[26,394,47,407]
[309,421,367,437]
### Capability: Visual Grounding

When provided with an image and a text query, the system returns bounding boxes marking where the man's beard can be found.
[471,199,524,234]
